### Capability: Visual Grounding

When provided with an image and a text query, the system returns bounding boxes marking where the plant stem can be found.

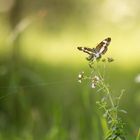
[99,76,114,108]
[104,84,114,108]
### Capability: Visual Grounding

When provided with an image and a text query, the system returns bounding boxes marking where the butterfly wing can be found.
[77,47,93,55]
[95,37,111,55]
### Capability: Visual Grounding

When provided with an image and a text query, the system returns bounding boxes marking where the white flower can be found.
[78,74,82,78]
[91,83,96,88]
[91,75,100,88]
[94,75,100,81]
[78,71,84,83]
[135,74,140,83]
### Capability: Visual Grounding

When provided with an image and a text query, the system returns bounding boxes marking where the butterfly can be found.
[77,37,111,61]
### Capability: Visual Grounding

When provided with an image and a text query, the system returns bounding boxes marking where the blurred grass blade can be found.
[136,128,140,140]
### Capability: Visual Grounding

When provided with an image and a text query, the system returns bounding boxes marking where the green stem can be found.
[99,76,114,108]
[104,84,114,108]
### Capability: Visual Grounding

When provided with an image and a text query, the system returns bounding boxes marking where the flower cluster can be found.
[91,75,100,88]
[78,71,100,89]
[78,71,84,83]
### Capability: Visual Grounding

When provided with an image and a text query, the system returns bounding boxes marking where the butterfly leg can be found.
[86,54,94,61]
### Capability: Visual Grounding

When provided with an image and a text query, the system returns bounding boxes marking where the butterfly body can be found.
[77,37,111,61]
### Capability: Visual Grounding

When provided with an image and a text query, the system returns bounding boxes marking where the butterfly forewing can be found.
[95,37,111,55]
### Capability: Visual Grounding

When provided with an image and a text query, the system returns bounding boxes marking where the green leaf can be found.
[119,109,127,114]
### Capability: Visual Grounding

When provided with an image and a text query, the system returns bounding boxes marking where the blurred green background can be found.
[0,0,140,139]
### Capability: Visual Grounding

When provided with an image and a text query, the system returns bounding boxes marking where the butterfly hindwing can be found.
[77,47,93,55]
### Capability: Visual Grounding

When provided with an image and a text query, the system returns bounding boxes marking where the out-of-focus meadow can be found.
[0,0,140,139]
